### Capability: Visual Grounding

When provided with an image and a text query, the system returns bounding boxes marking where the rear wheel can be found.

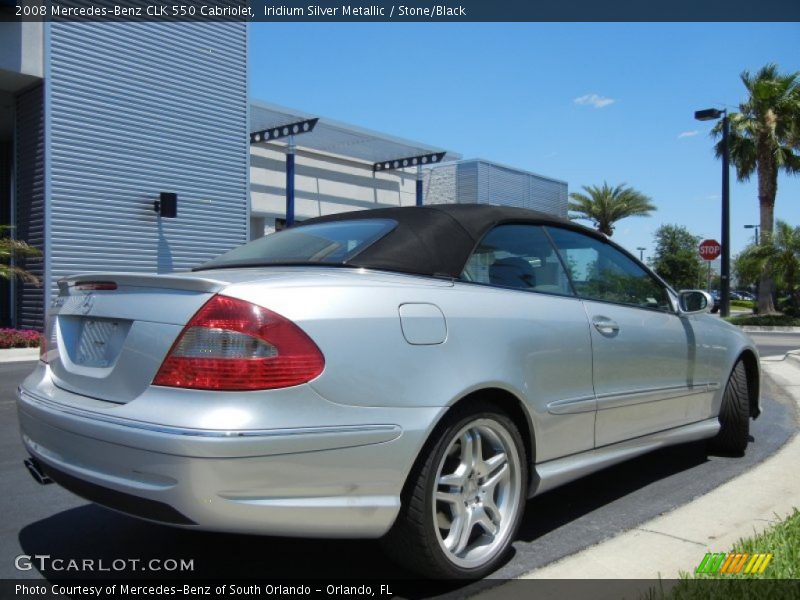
[710,360,750,456]
[382,403,527,579]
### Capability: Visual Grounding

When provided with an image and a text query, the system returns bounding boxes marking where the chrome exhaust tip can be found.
[24,457,53,485]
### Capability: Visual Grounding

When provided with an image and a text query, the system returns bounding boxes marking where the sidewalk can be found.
[0,347,39,363]
[517,352,800,581]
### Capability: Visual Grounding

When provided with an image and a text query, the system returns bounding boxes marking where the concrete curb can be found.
[0,348,40,363]
[740,326,800,333]
[501,356,800,582]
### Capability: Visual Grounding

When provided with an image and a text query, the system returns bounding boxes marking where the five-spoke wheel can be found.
[383,403,527,578]
[433,420,522,568]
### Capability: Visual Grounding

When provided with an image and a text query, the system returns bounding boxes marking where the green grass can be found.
[644,510,800,600]
[730,300,755,309]
[725,314,800,327]
[696,509,800,579]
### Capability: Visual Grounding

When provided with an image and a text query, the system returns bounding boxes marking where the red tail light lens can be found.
[153,295,324,391]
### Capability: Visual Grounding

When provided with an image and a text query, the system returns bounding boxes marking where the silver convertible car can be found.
[18,204,760,578]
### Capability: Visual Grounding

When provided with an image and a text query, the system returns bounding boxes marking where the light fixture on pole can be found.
[744,224,759,245]
[153,192,177,218]
[636,246,646,261]
[695,107,730,317]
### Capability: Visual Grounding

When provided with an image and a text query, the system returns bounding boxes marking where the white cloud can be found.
[573,93,616,109]
[678,130,699,139]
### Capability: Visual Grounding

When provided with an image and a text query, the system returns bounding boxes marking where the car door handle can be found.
[592,316,620,335]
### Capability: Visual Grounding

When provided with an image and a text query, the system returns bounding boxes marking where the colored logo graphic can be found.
[696,552,773,575]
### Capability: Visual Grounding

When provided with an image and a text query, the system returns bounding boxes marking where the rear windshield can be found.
[195,219,397,271]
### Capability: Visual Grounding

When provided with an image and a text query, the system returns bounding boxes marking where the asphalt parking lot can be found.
[1,335,797,593]
[749,331,800,358]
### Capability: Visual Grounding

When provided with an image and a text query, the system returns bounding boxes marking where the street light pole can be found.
[636,247,645,261]
[720,111,730,318]
[695,107,731,317]
[286,135,296,227]
[744,224,759,245]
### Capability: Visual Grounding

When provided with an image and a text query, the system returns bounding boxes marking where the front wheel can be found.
[710,360,751,456]
[382,403,527,579]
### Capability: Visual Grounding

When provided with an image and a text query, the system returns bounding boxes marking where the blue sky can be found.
[250,22,800,260]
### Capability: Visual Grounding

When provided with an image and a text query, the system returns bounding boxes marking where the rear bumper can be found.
[17,371,444,538]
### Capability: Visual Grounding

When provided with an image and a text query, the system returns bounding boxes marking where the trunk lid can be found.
[45,272,238,403]
[44,267,450,403]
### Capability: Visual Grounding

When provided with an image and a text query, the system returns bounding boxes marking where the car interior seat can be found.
[489,257,537,289]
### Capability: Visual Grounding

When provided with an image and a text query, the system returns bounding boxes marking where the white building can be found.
[248,101,568,237]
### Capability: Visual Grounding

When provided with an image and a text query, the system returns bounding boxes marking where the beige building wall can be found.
[250,144,419,237]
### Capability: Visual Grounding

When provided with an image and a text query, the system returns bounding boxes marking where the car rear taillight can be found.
[152,295,324,391]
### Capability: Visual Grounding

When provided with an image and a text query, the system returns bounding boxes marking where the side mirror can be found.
[678,290,713,315]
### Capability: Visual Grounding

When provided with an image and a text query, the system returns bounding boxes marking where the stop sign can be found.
[699,239,721,261]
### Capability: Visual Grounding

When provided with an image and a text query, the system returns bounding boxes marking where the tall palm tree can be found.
[568,182,656,236]
[712,63,800,313]
[0,226,41,285]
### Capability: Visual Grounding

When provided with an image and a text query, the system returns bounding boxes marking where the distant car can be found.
[18,204,761,578]
[707,290,719,313]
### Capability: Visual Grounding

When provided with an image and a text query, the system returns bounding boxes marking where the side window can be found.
[462,224,573,296]
[546,226,672,311]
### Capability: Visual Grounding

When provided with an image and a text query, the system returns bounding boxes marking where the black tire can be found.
[710,360,750,456]
[381,401,528,579]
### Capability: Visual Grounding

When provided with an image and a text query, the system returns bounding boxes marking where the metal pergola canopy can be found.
[250,100,460,166]
[250,100,461,222]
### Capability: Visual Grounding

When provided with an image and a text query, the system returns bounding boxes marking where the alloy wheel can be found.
[431,418,523,569]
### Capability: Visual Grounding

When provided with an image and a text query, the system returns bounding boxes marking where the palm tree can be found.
[712,64,800,313]
[568,182,656,236]
[736,220,800,314]
[0,226,41,285]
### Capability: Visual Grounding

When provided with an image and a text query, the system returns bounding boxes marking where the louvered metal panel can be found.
[15,84,45,330]
[47,23,248,306]
[424,159,567,217]
[0,142,12,327]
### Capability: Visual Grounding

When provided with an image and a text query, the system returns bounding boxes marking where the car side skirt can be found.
[531,418,720,497]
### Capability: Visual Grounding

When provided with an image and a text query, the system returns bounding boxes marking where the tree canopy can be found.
[651,224,702,291]
[735,220,800,314]
[0,226,41,285]
[568,182,656,237]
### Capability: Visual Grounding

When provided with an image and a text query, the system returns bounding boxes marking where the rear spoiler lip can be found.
[57,272,228,294]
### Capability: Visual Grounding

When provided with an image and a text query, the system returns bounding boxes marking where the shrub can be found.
[0,328,42,349]
[778,296,800,318]
[726,314,800,327]
[730,300,755,310]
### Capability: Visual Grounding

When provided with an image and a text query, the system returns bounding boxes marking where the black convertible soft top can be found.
[301,203,587,279]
